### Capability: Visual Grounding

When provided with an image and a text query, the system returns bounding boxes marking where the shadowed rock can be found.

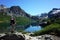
[0,34,25,40]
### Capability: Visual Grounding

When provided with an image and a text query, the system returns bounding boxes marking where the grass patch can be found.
[34,23,60,36]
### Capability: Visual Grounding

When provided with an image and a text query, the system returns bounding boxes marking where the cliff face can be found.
[9,6,26,17]
[48,8,60,18]
[0,5,30,17]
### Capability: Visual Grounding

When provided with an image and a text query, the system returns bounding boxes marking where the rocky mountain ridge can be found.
[0,5,30,17]
[48,8,60,18]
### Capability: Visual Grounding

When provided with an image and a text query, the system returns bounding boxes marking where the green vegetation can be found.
[22,31,28,34]
[0,15,33,32]
[34,23,60,36]
[16,16,32,25]
[33,17,60,36]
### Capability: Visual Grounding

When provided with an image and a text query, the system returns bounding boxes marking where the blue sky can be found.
[0,0,60,15]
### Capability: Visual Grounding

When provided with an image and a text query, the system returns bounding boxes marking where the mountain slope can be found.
[0,15,33,33]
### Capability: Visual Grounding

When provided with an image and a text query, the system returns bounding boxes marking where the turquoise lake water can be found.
[25,25,41,32]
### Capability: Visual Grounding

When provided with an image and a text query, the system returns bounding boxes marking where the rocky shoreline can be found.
[0,32,60,40]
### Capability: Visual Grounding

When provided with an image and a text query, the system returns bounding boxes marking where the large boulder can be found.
[0,34,25,40]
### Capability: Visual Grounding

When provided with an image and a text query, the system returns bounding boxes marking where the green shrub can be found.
[34,23,60,36]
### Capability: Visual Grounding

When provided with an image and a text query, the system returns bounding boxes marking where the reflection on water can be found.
[25,25,42,32]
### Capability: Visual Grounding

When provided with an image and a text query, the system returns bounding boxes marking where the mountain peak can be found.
[53,8,60,10]
[0,5,30,17]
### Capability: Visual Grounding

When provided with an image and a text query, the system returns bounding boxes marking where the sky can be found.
[0,0,60,15]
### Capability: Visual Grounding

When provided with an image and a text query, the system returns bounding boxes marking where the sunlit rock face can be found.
[0,5,6,10]
[40,13,48,19]
[48,8,60,18]
[0,5,7,15]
